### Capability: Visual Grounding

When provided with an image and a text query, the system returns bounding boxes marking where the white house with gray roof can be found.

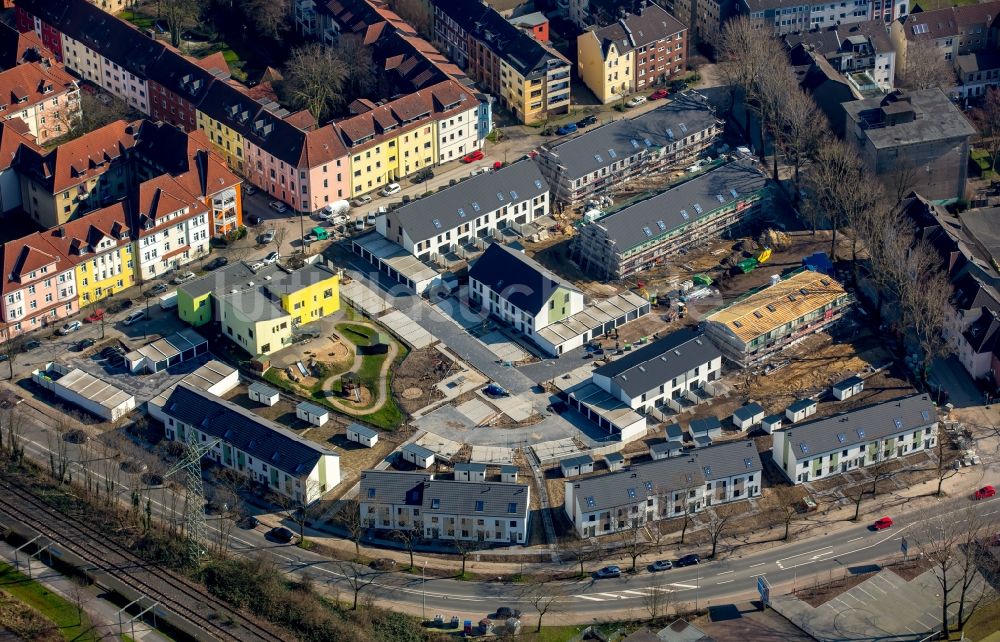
[564,440,762,537]
[591,328,723,412]
[159,383,340,504]
[359,470,531,544]
[772,394,938,484]
[572,160,769,280]
[375,159,550,262]
[536,92,722,205]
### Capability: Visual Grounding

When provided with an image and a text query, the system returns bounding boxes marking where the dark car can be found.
[595,565,621,579]
[107,299,133,314]
[412,168,434,183]
[205,257,229,271]
[649,560,673,572]
[238,515,260,529]
[248,215,263,226]
[675,554,700,567]
[369,558,397,571]
[268,526,295,543]
[74,338,96,351]
[576,115,598,128]
[556,123,578,136]
[495,606,521,619]
[23,339,41,351]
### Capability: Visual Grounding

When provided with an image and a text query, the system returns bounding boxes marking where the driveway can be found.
[929,356,984,408]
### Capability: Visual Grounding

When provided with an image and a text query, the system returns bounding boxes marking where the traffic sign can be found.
[757,575,770,606]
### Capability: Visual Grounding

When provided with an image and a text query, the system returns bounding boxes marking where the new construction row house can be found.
[15,0,490,211]
[571,159,768,280]
[535,92,722,205]
[359,470,531,544]
[772,394,937,483]
[564,440,762,537]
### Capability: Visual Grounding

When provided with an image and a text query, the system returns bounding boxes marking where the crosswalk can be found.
[574,583,695,601]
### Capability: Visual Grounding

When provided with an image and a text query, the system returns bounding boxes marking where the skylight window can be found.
[703,466,712,476]
[692,203,703,214]
[431,498,440,509]
[766,304,777,312]
[627,487,636,499]
[754,311,763,319]
[730,187,739,198]
[685,473,693,484]
[733,320,743,328]
[744,458,754,469]
[893,418,903,430]
[608,149,617,159]
[475,500,484,511]
[585,496,596,508]
[508,502,518,513]
[630,139,640,149]
[642,226,652,237]
[679,123,688,133]
[534,179,543,189]
[856,428,866,439]
[472,201,480,212]
[656,220,666,231]
[716,194,726,203]
[510,190,518,200]
[432,218,442,229]
[644,138,653,146]
[837,433,847,443]
[595,153,604,163]
[644,481,653,492]
[497,192,505,202]
[666,128,674,139]
[799,442,810,454]
[921,410,931,421]
[680,209,689,220]
[458,208,465,218]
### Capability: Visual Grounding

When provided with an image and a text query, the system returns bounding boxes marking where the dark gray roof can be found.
[542,92,719,181]
[561,454,594,468]
[161,384,336,478]
[402,443,435,459]
[958,51,1000,75]
[455,462,488,472]
[593,4,686,54]
[665,423,683,440]
[248,381,279,397]
[266,264,338,296]
[692,434,713,447]
[500,464,518,473]
[650,441,683,455]
[689,417,722,435]
[843,89,977,149]
[784,394,936,459]
[591,160,767,253]
[788,398,817,413]
[391,159,548,243]
[605,452,625,462]
[348,423,378,439]
[571,441,761,512]
[178,261,280,299]
[833,376,864,391]
[763,414,784,425]
[360,470,530,518]
[469,242,579,315]
[733,402,765,421]
[593,328,721,398]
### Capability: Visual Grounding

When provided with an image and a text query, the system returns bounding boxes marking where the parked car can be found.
[248,214,263,226]
[576,115,598,128]
[148,283,169,296]
[354,218,365,232]
[352,195,373,207]
[626,96,647,108]
[267,526,295,543]
[74,338,96,351]
[495,606,521,619]
[23,339,41,351]
[84,309,105,323]
[205,257,229,271]
[249,261,265,271]
[380,182,401,197]
[0,354,8,363]
[366,213,377,226]
[369,558,397,571]
[648,560,673,572]
[470,167,489,177]
[462,150,485,163]
[260,229,276,244]
[122,310,146,327]
[243,184,256,196]
[412,168,434,183]
[556,123,578,136]
[675,554,700,567]
[107,299,133,314]
[595,565,621,579]
[57,321,82,335]
[872,516,894,530]
[238,515,259,529]
[171,271,196,285]
[268,200,288,213]
[974,485,996,500]
[263,251,279,265]
[649,88,669,100]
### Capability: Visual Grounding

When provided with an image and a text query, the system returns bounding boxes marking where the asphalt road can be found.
[9,404,1000,625]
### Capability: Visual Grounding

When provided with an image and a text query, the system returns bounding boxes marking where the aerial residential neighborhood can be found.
[0,0,998,641]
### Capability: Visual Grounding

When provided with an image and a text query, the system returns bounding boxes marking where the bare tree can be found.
[274,482,325,547]
[520,578,564,633]
[239,0,290,40]
[972,87,1000,172]
[772,486,804,541]
[617,517,649,573]
[272,226,287,256]
[46,416,73,484]
[0,328,20,380]
[566,537,599,577]
[934,427,960,497]
[0,405,25,464]
[331,560,389,610]
[281,43,348,123]
[453,537,482,577]
[390,527,420,571]
[779,84,825,198]
[643,570,675,619]
[337,497,365,558]
[719,16,777,147]
[707,504,740,559]
[386,0,432,37]
[334,35,377,106]
[900,41,956,90]
[162,0,199,48]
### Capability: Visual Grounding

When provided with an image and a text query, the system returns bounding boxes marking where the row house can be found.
[577,3,687,104]
[0,59,81,144]
[468,242,585,339]
[955,51,1000,100]
[359,470,531,545]
[889,2,1000,80]
[564,441,761,538]
[1,231,78,338]
[536,92,722,205]
[670,0,736,50]
[146,49,226,133]
[784,20,896,92]
[773,394,937,483]
[590,328,723,413]
[376,158,550,260]
[0,22,57,70]
[741,0,875,35]
[431,0,572,124]
[157,384,340,504]
[571,160,768,280]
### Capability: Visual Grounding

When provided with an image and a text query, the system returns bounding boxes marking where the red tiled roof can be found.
[42,202,131,266]
[1,232,71,295]
[0,121,41,172]
[0,61,77,115]
[17,119,139,193]
[284,109,317,130]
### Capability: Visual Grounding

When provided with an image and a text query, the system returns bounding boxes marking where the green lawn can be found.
[913,0,978,8]
[335,323,378,346]
[529,625,588,642]
[957,599,1000,641]
[119,10,155,30]
[0,562,99,641]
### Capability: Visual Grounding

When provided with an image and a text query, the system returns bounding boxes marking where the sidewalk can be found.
[0,540,170,642]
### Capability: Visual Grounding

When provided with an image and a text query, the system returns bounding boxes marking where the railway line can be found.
[0,477,282,642]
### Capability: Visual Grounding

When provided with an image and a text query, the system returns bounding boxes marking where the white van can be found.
[123,310,146,326]
[321,200,350,219]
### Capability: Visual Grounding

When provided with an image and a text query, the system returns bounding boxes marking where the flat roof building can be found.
[32,362,135,421]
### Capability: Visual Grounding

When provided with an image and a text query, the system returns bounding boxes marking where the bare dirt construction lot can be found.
[392,346,448,415]
[303,419,407,500]
[222,384,308,429]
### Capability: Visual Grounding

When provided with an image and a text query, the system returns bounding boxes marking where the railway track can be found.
[0,477,282,642]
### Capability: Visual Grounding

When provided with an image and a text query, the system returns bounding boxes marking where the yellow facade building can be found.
[577,32,634,104]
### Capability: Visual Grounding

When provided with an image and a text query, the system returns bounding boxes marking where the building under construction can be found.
[570,159,769,280]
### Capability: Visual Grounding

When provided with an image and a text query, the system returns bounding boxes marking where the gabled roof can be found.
[783,394,936,459]
[964,307,1000,354]
[42,202,131,264]
[593,328,722,398]
[469,242,579,316]
[393,158,548,243]
[542,92,720,181]
[0,121,41,172]
[143,49,220,105]
[360,470,530,518]
[162,383,337,478]
[592,4,685,56]
[733,402,765,421]
[16,119,140,193]
[132,121,241,199]
[0,22,55,70]
[1,232,72,295]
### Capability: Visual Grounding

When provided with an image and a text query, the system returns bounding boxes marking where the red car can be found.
[873,516,894,531]
[974,485,996,500]
[649,89,669,100]
[462,150,484,163]
[493,161,504,170]
[84,309,105,323]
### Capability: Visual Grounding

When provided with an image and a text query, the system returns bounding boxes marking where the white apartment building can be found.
[772,394,937,484]
[158,383,340,504]
[591,328,723,412]
[436,105,481,164]
[359,471,531,545]
[133,177,211,280]
[564,441,762,538]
